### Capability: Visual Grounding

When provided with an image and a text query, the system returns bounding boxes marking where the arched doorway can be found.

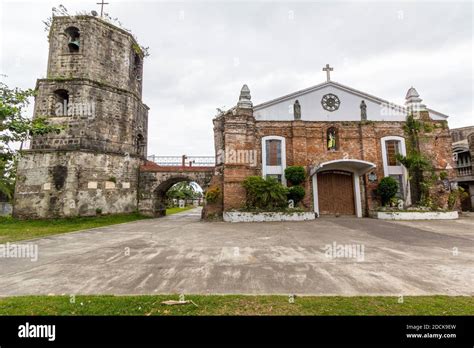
[153,177,203,216]
[138,164,214,218]
[311,159,376,217]
[317,170,355,215]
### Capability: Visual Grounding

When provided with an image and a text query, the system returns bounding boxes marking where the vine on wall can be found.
[396,114,457,209]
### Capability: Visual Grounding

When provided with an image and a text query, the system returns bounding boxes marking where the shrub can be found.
[284,166,306,185]
[448,187,468,210]
[242,176,288,209]
[377,177,399,206]
[439,171,448,180]
[205,186,220,203]
[287,185,305,204]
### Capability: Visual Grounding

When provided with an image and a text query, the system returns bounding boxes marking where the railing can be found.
[456,164,473,177]
[147,155,215,167]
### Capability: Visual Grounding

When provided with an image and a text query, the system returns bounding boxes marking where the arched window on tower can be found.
[327,127,338,151]
[52,89,69,116]
[133,52,142,81]
[65,27,80,53]
[136,134,145,157]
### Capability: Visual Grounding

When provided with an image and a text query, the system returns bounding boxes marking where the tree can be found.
[396,113,433,205]
[287,185,305,205]
[242,176,288,209]
[284,166,306,206]
[0,81,62,199]
[284,166,306,185]
[166,181,202,201]
[377,176,399,206]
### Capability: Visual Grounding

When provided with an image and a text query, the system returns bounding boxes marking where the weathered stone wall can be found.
[221,108,259,211]
[451,126,474,143]
[47,16,144,96]
[201,166,224,219]
[418,121,455,174]
[13,151,140,219]
[138,163,214,217]
[31,79,148,156]
[13,15,148,219]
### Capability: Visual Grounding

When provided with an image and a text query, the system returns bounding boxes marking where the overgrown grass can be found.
[0,295,472,316]
[0,213,149,243]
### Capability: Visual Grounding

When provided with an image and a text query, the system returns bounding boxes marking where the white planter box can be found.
[376,211,458,220]
[223,211,315,223]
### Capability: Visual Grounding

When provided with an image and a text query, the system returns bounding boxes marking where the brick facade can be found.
[208,101,455,217]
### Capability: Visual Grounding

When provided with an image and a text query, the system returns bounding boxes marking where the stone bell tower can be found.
[13,15,149,218]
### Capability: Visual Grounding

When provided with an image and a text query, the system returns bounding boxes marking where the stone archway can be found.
[152,176,202,217]
[138,162,214,217]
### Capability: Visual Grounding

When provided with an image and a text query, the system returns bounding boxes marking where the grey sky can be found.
[1,0,472,156]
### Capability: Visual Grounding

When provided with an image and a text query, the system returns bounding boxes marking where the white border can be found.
[223,211,315,223]
[261,135,287,185]
[376,211,458,220]
[380,136,411,205]
[380,136,406,176]
[311,159,376,218]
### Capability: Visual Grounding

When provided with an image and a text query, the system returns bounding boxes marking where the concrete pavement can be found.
[0,208,473,296]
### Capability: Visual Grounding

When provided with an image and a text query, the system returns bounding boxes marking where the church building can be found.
[211,66,454,217]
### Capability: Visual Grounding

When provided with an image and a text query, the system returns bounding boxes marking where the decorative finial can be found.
[405,86,426,112]
[322,64,333,82]
[237,84,252,109]
[405,86,420,100]
[405,86,426,110]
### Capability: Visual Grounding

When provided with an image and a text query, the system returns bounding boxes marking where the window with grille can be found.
[385,140,401,166]
[266,139,281,166]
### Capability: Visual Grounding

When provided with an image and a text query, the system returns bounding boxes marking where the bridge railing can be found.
[147,155,215,167]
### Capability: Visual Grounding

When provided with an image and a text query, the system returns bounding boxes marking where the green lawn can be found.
[0,213,149,243]
[0,206,196,243]
[165,206,194,215]
[0,295,472,316]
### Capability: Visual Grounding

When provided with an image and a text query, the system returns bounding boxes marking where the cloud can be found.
[1,0,472,155]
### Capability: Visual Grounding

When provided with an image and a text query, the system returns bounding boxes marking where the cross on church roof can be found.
[97,0,109,17]
[323,64,333,82]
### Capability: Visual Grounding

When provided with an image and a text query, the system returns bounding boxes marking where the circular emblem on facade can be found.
[321,93,340,112]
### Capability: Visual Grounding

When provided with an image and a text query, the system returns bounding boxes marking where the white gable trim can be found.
[253,80,448,119]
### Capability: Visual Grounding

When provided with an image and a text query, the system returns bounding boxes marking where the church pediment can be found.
[253,81,448,122]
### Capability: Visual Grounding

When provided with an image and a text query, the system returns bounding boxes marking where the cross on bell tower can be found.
[97,0,109,17]
[323,64,333,82]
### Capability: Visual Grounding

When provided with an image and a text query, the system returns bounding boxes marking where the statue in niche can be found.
[293,100,301,120]
[360,100,367,121]
[327,127,337,151]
